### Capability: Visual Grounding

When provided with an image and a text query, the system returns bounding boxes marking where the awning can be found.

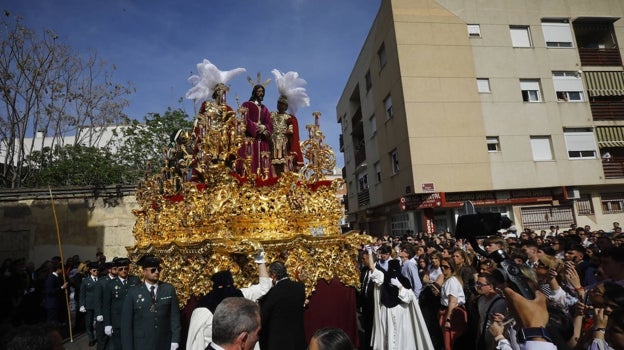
[595,126,624,148]
[585,71,624,97]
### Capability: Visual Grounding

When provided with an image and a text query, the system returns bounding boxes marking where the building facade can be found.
[337,0,624,236]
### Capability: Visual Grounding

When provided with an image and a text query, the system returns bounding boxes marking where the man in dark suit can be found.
[43,261,68,324]
[103,257,141,350]
[259,261,306,350]
[79,261,100,346]
[207,297,261,350]
[358,249,375,350]
[121,254,181,350]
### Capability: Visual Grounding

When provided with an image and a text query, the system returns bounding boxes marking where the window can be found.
[520,79,542,102]
[564,128,597,159]
[510,26,532,47]
[365,70,372,92]
[378,43,387,69]
[390,149,399,174]
[553,71,584,102]
[384,95,393,119]
[369,114,377,135]
[391,213,410,236]
[530,136,553,161]
[477,78,491,93]
[542,19,573,48]
[486,136,500,152]
[576,194,594,215]
[358,173,368,192]
[375,162,381,183]
[467,24,481,38]
[601,192,624,214]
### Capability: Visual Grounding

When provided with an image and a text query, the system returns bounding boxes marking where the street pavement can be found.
[63,332,90,350]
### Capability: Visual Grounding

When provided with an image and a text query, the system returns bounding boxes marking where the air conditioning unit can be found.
[566,188,581,200]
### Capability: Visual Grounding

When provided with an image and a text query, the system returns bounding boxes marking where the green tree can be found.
[0,12,133,188]
[113,108,193,182]
[23,144,129,187]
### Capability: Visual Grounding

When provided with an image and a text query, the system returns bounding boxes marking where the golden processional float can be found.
[127,77,371,307]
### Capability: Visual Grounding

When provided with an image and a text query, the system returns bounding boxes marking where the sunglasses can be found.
[118,267,129,271]
[440,265,451,270]
[149,267,161,273]
[90,268,98,272]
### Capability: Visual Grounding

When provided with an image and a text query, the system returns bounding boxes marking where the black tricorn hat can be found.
[104,261,115,269]
[137,254,161,268]
[87,261,99,270]
[114,258,131,267]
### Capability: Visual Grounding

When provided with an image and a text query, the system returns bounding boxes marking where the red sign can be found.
[422,182,435,192]
[402,193,441,210]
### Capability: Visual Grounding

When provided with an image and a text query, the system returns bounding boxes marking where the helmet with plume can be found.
[271,69,310,115]
[185,59,246,104]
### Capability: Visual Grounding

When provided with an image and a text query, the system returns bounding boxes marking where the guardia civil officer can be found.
[103,257,141,350]
[121,254,181,350]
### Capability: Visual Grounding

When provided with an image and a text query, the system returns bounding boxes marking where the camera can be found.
[455,212,535,300]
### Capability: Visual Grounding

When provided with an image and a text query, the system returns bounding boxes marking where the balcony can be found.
[357,189,370,207]
[603,157,624,179]
[590,101,624,120]
[354,149,367,166]
[579,48,622,66]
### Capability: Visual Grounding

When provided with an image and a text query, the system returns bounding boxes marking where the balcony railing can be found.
[579,48,622,66]
[603,157,624,179]
[354,149,367,166]
[357,189,370,207]
[590,101,624,120]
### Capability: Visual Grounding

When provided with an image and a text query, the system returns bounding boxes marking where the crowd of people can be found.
[357,222,624,350]
[1,220,622,350]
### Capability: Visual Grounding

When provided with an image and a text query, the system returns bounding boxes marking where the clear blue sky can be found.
[4,0,380,169]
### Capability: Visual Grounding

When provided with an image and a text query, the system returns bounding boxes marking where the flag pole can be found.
[49,186,73,342]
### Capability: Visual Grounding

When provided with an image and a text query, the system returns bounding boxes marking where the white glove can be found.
[96,315,104,322]
[390,278,402,289]
[104,326,113,336]
[79,306,86,313]
[254,250,266,264]
[170,343,179,350]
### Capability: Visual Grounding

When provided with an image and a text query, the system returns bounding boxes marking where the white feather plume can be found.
[185,59,246,101]
[271,69,310,115]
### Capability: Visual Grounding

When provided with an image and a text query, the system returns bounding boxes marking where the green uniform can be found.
[79,275,99,343]
[121,282,181,350]
[103,275,141,350]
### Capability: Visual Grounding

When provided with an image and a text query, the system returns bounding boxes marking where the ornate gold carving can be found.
[129,102,372,305]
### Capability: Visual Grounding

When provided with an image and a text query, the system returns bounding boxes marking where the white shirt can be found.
[440,276,465,307]
[208,343,225,350]
[145,282,157,296]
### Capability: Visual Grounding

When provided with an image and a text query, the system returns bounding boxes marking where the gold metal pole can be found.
[49,187,73,342]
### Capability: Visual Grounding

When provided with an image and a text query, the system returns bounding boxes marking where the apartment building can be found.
[337,0,624,236]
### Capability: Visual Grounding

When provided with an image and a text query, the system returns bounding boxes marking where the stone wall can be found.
[0,186,137,266]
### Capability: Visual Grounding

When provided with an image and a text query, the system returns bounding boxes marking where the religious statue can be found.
[185,59,246,173]
[236,76,274,178]
[271,95,303,175]
[270,69,309,175]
